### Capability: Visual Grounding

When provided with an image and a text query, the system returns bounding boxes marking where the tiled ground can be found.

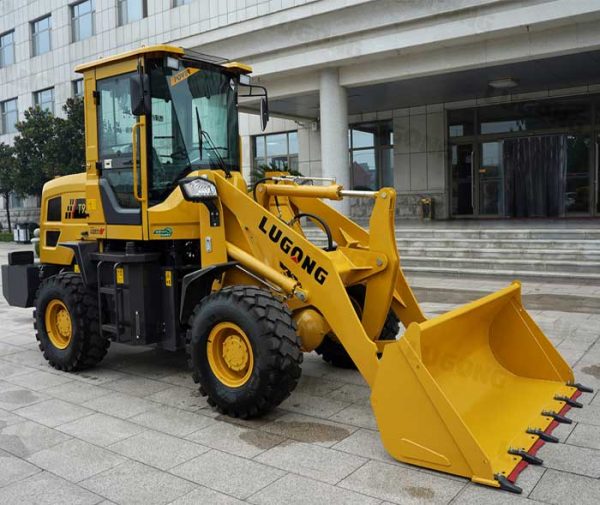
[0,243,599,504]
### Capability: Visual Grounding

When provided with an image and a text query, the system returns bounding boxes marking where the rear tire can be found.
[34,272,109,371]
[315,285,400,369]
[187,286,303,418]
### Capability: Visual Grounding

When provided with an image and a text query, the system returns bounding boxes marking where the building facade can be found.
[1,0,600,225]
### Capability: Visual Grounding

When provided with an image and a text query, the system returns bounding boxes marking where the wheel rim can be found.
[45,299,72,350]
[207,322,254,388]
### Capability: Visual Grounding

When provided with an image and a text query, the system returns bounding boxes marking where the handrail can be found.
[132,122,144,203]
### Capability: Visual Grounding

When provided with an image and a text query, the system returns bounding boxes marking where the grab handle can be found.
[132,122,144,203]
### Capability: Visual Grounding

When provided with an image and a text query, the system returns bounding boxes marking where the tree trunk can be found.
[4,192,11,233]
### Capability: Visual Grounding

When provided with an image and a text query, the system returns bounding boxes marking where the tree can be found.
[0,143,17,232]
[251,160,302,185]
[12,97,85,197]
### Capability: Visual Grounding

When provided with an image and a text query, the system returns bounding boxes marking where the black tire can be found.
[34,272,109,371]
[187,286,303,418]
[315,285,400,369]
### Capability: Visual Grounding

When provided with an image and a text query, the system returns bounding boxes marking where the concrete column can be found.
[319,68,349,214]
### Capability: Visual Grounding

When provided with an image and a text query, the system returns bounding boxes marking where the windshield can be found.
[148,58,239,202]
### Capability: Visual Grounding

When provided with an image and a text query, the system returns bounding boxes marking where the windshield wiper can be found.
[194,107,203,161]
[195,106,231,178]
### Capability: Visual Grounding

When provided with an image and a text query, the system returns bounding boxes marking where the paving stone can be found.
[7,369,73,391]
[0,406,23,427]
[15,399,94,428]
[455,482,540,504]
[530,469,600,505]
[510,463,545,496]
[129,405,215,437]
[187,419,284,458]
[58,412,145,446]
[329,404,377,430]
[171,449,284,499]
[0,471,101,505]
[338,459,464,504]
[0,342,24,356]
[1,349,56,370]
[157,371,196,389]
[81,460,195,505]
[260,412,356,447]
[279,391,349,418]
[566,422,600,450]
[334,428,400,464]
[0,420,71,457]
[71,367,129,385]
[0,449,40,487]
[103,375,172,397]
[42,381,113,404]
[169,486,246,505]
[82,391,155,419]
[537,441,600,477]
[327,383,371,405]
[248,473,380,505]
[0,384,47,411]
[146,385,209,411]
[27,438,125,483]
[0,360,34,379]
[294,375,344,397]
[570,403,600,426]
[109,429,209,470]
[322,366,371,387]
[255,440,367,484]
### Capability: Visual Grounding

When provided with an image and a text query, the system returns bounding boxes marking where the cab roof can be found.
[74,44,252,74]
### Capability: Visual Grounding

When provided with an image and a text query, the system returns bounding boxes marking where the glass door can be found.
[450,144,474,215]
[596,134,600,215]
[479,141,505,216]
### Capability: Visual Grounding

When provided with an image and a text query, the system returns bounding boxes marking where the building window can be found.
[118,0,146,26]
[0,30,15,68]
[72,79,84,97]
[173,0,191,6]
[252,131,298,176]
[349,120,394,190]
[31,15,52,56]
[71,0,95,42]
[34,88,54,114]
[1,98,18,134]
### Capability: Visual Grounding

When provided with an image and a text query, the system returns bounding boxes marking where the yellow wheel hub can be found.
[45,299,72,350]
[207,322,254,387]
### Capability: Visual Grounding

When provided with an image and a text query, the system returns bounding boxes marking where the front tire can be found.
[187,286,303,418]
[34,272,109,371]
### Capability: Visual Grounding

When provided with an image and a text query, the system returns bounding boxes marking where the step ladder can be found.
[97,260,131,341]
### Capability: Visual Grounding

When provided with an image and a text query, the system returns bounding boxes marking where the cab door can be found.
[88,59,149,240]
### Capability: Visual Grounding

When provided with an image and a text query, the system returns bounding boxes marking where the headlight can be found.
[179,177,218,201]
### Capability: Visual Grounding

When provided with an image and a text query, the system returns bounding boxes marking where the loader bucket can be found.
[371,281,583,492]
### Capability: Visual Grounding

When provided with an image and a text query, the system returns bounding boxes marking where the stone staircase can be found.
[303,225,600,282]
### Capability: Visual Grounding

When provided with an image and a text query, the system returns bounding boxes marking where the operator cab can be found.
[75,45,267,236]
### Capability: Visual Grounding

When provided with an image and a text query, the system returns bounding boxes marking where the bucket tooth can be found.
[542,411,572,424]
[508,449,543,465]
[554,395,583,408]
[569,382,594,394]
[527,428,559,443]
[495,474,523,494]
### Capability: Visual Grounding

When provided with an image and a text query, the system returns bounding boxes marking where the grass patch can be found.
[0,231,13,242]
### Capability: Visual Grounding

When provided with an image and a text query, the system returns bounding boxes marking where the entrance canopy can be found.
[242,49,600,120]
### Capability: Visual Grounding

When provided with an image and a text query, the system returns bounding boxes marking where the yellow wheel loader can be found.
[1,46,592,494]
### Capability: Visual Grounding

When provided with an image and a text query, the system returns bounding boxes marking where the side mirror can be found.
[260,96,269,131]
[130,74,150,116]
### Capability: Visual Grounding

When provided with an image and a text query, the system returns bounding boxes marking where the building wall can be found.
[2,0,600,226]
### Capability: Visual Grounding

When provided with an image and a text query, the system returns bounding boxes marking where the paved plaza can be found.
[0,243,599,504]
